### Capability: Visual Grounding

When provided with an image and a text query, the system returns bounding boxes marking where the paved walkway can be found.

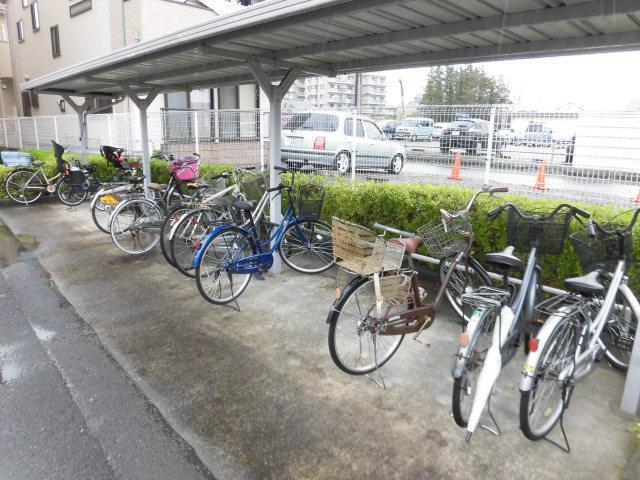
[0,200,637,479]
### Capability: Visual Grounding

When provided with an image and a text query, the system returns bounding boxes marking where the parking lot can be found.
[0,200,636,479]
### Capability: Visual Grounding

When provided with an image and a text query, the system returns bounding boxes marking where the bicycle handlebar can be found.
[488,202,590,221]
[589,207,640,236]
[373,223,415,238]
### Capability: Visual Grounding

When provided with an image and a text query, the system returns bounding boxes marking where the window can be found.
[22,0,29,8]
[17,20,24,43]
[1,23,7,42]
[93,98,112,114]
[30,92,39,108]
[50,25,61,57]
[30,1,40,31]
[283,113,338,132]
[363,121,383,140]
[343,118,365,137]
[70,0,92,17]
[21,91,32,117]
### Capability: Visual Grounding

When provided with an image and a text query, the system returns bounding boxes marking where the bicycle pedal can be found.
[412,332,430,347]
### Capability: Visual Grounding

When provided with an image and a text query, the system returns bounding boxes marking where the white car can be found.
[432,122,449,139]
[281,111,406,174]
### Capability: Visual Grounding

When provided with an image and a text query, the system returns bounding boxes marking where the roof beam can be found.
[275,0,640,60]
[333,30,640,72]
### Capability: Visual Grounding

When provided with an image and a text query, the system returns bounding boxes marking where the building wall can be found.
[140,0,216,40]
[289,73,387,110]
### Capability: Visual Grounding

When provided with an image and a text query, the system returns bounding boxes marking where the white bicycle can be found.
[519,209,640,448]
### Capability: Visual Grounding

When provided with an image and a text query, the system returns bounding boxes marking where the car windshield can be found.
[283,113,339,132]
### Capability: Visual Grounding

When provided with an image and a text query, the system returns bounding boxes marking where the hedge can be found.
[1,148,638,289]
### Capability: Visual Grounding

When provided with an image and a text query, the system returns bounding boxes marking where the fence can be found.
[2,105,640,206]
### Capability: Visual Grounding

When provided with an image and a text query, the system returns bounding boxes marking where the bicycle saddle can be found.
[147,182,167,192]
[388,236,422,254]
[208,196,234,207]
[564,271,605,296]
[32,161,45,167]
[231,199,256,212]
[485,246,523,270]
[128,175,145,184]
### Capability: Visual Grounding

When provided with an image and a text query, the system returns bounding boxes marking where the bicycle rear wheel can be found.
[4,170,44,205]
[520,318,578,440]
[110,198,163,255]
[451,307,496,427]
[279,220,334,273]
[172,208,223,278]
[327,275,406,375]
[600,289,638,371]
[160,204,192,267]
[439,255,490,322]
[195,227,257,304]
[56,177,87,206]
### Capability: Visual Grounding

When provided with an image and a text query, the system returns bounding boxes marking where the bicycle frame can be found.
[22,166,62,192]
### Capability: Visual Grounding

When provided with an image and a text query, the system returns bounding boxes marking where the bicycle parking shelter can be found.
[21,0,640,415]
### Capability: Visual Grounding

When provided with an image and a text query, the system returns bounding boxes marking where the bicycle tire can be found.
[171,208,218,278]
[56,177,88,206]
[109,198,163,255]
[327,274,407,375]
[520,318,578,440]
[91,195,116,234]
[4,169,44,205]
[160,204,192,268]
[600,288,638,371]
[279,219,334,274]
[195,226,257,305]
[439,255,490,323]
[451,307,497,427]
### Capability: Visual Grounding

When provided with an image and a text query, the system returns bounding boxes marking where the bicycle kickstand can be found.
[478,395,502,437]
[365,332,386,390]
[542,383,572,453]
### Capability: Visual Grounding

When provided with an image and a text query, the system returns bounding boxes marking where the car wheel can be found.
[388,154,403,174]
[334,151,351,174]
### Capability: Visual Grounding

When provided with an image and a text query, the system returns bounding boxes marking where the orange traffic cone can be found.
[449,152,462,180]
[533,161,548,190]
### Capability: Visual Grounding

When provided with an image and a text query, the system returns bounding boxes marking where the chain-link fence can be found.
[2,105,640,206]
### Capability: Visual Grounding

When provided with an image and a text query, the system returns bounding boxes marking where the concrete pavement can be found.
[0,199,637,479]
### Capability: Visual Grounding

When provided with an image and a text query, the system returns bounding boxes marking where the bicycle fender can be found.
[168,208,197,241]
[191,224,251,269]
[519,313,565,393]
[452,308,487,378]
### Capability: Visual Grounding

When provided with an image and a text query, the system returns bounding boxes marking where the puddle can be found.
[33,326,56,342]
[0,224,39,267]
[1,362,22,384]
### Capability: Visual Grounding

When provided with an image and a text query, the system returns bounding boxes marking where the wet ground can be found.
[0,199,637,479]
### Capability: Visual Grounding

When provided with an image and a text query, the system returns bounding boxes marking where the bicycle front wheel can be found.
[195,227,257,305]
[452,307,496,427]
[110,198,163,255]
[160,204,192,268]
[600,289,638,371]
[279,220,334,273]
[520,318,578,440]
[56,178,88,206]
[327,275,406,375]
[172,208,223,278]
[439,255,490,323]
[4,170,44,205]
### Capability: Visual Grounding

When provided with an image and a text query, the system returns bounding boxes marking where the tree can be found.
[421,65,511,105]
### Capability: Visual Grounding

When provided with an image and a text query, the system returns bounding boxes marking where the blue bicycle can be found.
[192,166,334,305]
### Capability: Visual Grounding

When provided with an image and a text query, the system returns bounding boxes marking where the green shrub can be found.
[2,148,638,289]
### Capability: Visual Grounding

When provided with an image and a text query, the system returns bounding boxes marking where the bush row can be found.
[1,148,637,289]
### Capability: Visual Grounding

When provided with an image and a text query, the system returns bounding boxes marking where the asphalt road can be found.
[0,222,214,480]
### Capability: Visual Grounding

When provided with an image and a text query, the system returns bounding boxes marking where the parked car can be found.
[440,119,493,155]
[394,117,435,141]
[378,119,401,139]
[281,111,406,174]
[432,122,448,139]
[496,127,516,145]
[522,123,553,146]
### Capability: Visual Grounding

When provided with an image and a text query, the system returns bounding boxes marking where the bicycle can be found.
[326,186,507,385]
[191,165,335,305]
[519,209,640,448]
[3,140,67,205]
[451,202,589,442]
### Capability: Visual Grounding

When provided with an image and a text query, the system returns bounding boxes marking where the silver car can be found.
[281,111,406,174]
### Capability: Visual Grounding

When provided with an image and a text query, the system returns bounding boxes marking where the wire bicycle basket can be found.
[571,223,633,273]
[332,217,406,277]
[461,286,510,310]
[297,182,326,221]
[507,209,573,254]
[237,170,268,203]
[417,212,470,259]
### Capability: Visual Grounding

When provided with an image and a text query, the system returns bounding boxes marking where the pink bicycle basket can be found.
[169,155,200,181]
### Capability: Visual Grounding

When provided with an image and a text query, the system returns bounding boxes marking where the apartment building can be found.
[286,73,387,111]
[0,0,262,117]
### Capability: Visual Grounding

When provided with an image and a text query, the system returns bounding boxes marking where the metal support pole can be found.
[53,116,59,143]
[485,106,496,185]
[351,112,357,181]
[61,94,91,164]
[193,111,200,154]
[259,110,265,172]
[17,118,22,149]
[620,291,640,414]
[33,117,39,150]
[138,103,152,197]
[269,86,283,273]
[107,114,113,145]
[2,118,8,148]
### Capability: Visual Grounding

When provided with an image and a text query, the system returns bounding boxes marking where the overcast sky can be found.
[384,51,640,110]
